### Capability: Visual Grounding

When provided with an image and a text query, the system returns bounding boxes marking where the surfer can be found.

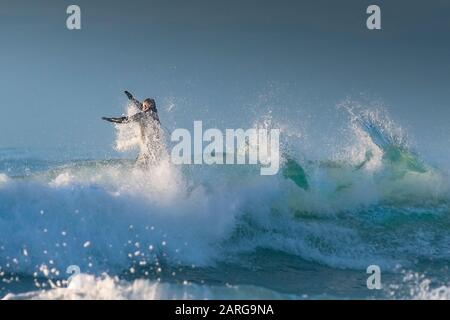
[102,91,164,166]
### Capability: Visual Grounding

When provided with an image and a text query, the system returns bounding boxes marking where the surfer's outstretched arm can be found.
[102,116,129,124]
[102,111,150,124]
[124,91,144,111]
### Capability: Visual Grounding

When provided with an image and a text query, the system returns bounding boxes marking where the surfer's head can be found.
[142,98,156,112]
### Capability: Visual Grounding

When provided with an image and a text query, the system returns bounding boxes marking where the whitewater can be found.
[1,102,450,300]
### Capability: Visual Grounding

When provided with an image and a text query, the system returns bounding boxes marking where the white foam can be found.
[114,104,143,152]
[388,272,450,300]
[2,274,295,300]
[0,173,10,186]
[50,172,74,187]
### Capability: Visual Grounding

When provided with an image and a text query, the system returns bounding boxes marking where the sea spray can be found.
[1,106,450,299]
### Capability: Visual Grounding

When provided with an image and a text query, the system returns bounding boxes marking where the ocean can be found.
[1,106,450,300]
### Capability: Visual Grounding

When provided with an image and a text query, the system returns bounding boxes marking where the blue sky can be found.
[0,0,449,162]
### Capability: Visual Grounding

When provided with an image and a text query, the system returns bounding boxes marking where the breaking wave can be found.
[1,103,450,299]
